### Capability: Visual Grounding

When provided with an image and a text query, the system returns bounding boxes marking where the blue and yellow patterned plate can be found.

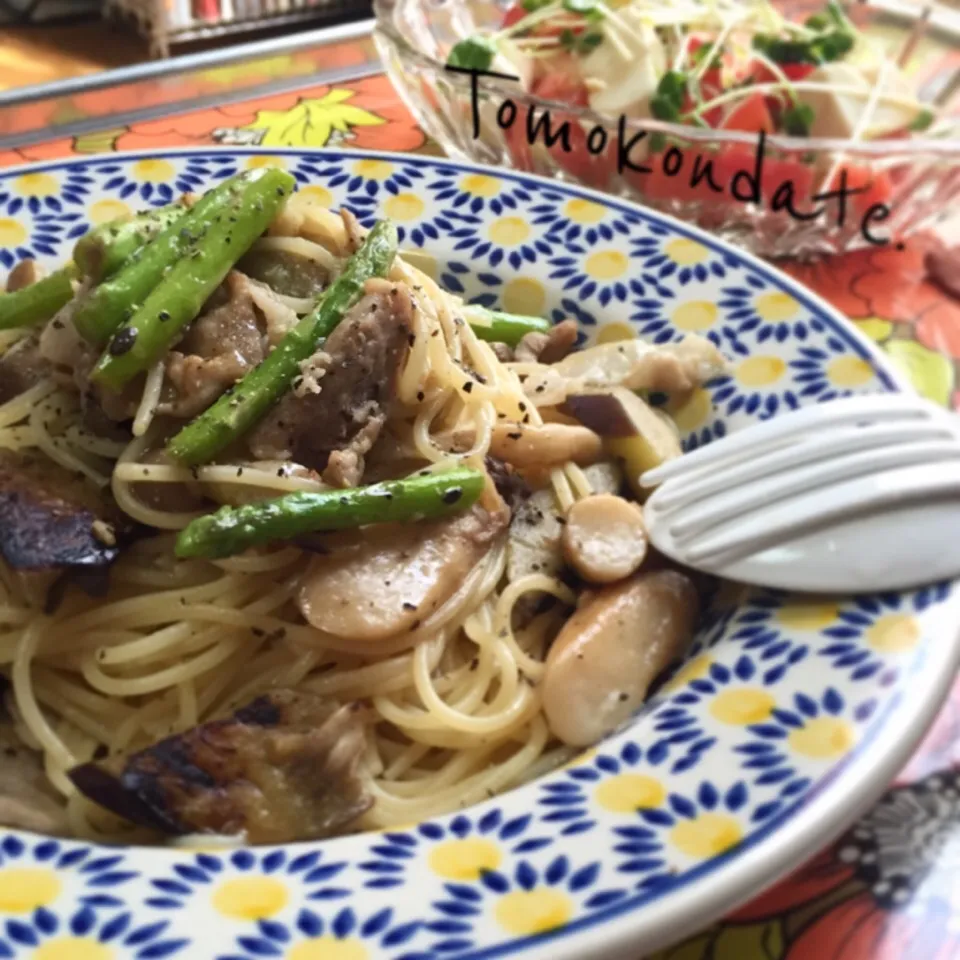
[0,149,958,960]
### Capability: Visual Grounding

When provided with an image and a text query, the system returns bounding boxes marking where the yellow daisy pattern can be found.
[429,839,503,882]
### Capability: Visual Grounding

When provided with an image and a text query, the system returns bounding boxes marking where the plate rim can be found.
[0,146,915,399]
[0,147,954,960]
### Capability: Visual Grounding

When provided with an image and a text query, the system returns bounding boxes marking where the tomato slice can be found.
[700,66,724,100]
[531,72,589,107]
[501,4,527,29]
[747,59,817,85]
[625,142,817,215]
[721,92,775,133]
[505,101,615,190]
[823,164,894,217]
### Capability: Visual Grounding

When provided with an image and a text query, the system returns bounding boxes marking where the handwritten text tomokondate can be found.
[449,64,893,246]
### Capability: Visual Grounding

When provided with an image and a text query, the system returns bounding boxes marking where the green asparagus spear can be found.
[175,466,486,560]
[0,265,77,331]
[91,168,296,391]
[167,219,398,467]
[462,305,552,346]
[73,202,188,283]
[74,168,291,346]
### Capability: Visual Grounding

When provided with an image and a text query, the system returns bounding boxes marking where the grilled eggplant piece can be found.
[0,449,130,575]
[67,690,371,844]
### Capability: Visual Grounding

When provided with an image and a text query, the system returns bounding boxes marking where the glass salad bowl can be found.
[373,0,960,259]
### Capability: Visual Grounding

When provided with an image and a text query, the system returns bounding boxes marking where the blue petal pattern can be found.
[0,149,952,960]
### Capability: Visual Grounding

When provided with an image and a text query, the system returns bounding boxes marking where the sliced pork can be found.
[160,271,266,420]
[248,277,413,487]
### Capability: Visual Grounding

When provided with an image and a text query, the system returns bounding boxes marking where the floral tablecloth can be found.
[0,48,958,960]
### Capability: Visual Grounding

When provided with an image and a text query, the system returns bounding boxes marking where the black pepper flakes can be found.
[506,431,522,440]
[158,309,170,322]
[108,326,138,356]
[402,602,417,611]
[463,382,474,394]
[408,333,416,347]
[441,487,462,505]
[416,391,425,402]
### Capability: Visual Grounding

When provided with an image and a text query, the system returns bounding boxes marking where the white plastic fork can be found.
[641,394,960,593]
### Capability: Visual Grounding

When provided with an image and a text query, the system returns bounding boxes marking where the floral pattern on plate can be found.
[0,148,956,960]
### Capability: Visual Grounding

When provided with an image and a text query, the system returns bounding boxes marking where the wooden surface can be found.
[0,22,147,92]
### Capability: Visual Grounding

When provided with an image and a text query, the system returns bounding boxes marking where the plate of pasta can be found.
[0,147,957,960]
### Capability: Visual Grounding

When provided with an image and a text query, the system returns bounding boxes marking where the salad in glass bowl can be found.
[374,0,960,257]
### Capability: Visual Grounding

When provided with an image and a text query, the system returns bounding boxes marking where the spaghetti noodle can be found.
[0,189,713,843]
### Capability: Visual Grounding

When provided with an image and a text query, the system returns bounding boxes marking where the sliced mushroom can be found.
[580,461,624,496]
[565,387,682,496]
[490,421,603,469]
[68,690,370,844]
[341,208,367,254]
[298,504,508,645]
[542,569,699,746]
[554,334,727,394]
[507,487,566,583]
[562,494,647,584]
[514,320,580,365]
[6,259,45,293]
